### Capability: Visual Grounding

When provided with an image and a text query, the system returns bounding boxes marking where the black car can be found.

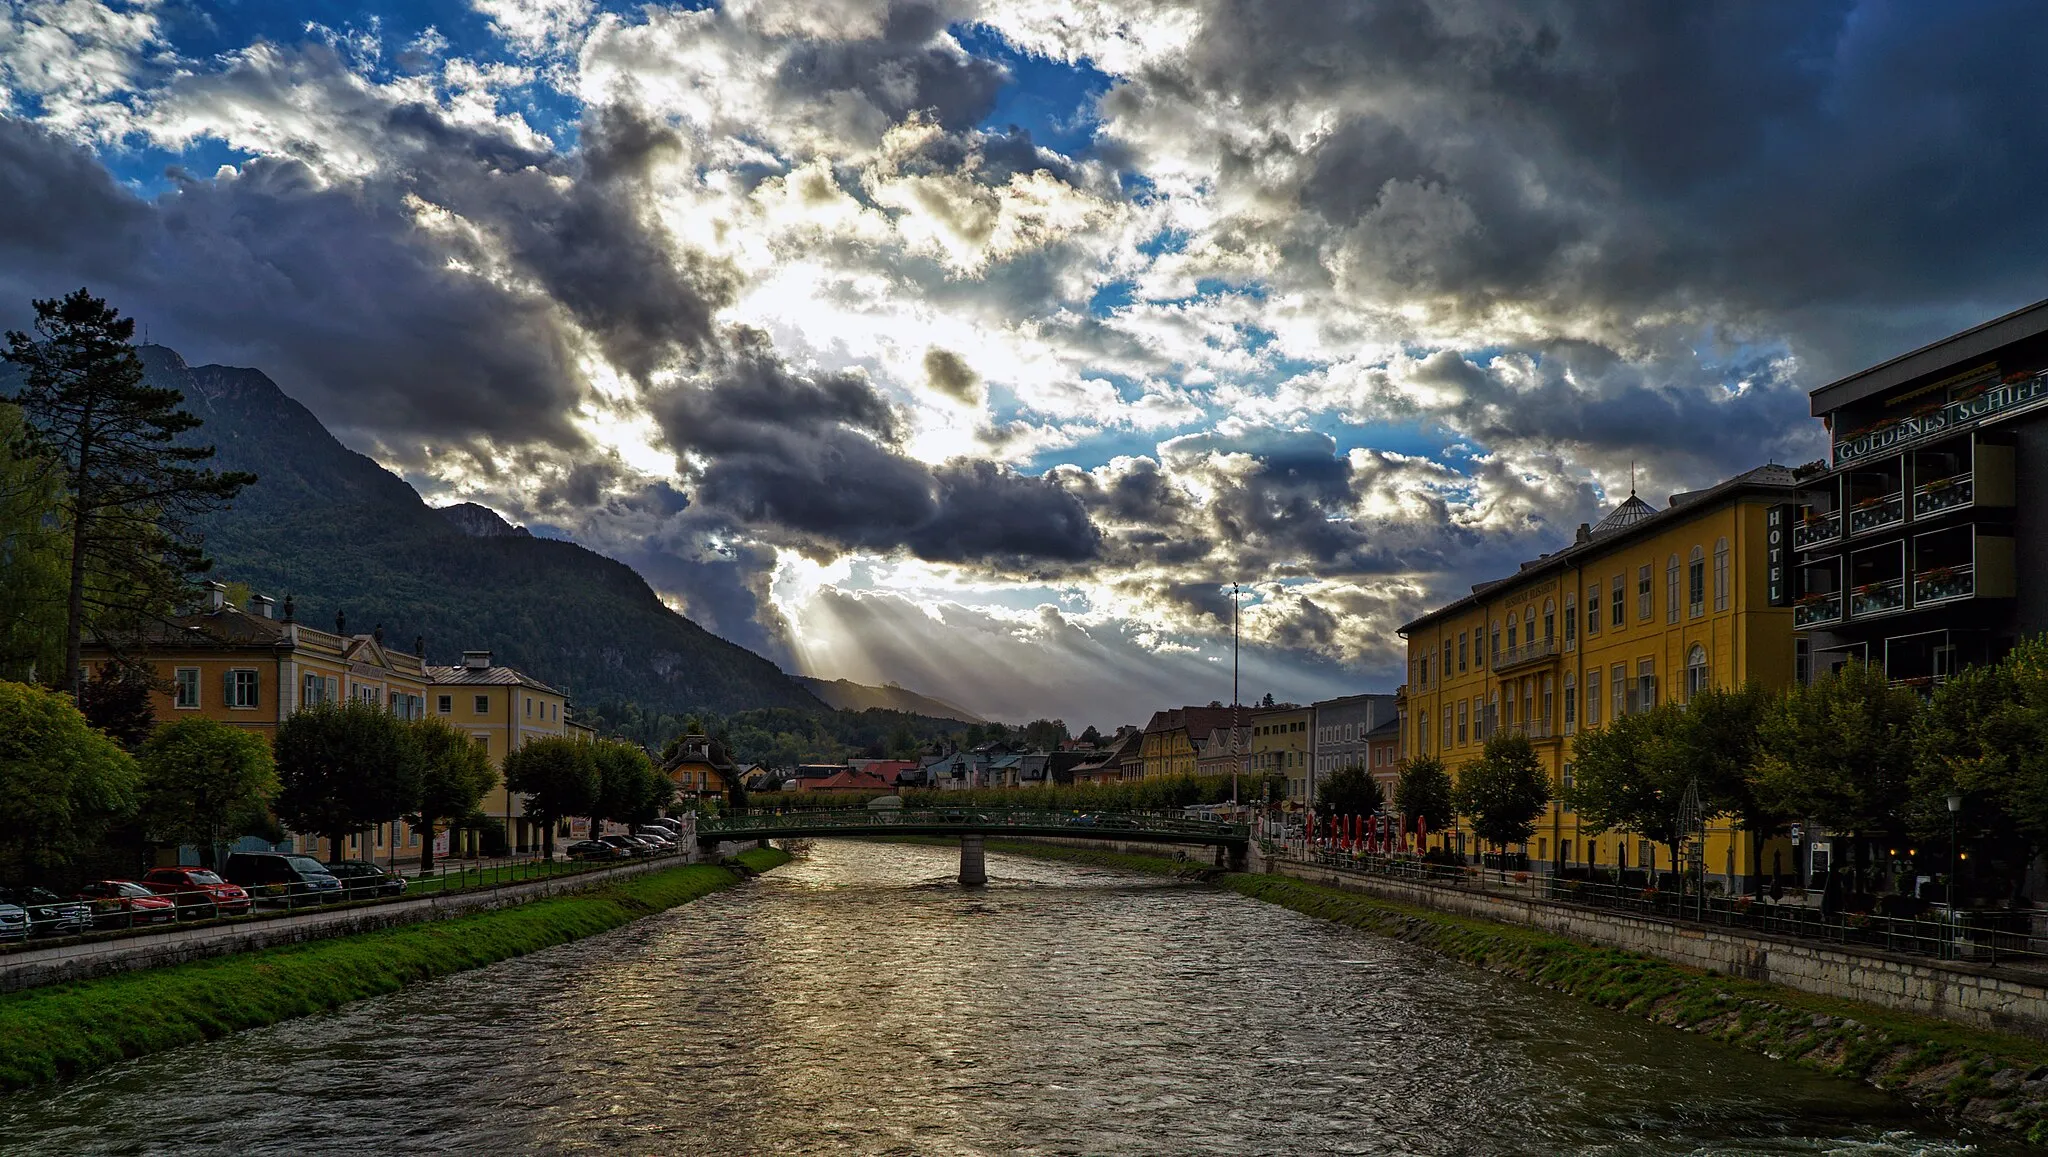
[598,835,651,858]
[221,852,345,907]
[322,860,407,899]
[0,886,94,937]
[566,839,625,861]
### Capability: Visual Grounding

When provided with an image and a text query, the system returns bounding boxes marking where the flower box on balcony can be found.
[1794,592,1830,607]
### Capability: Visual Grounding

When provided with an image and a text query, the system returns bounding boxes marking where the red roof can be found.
[852,760,918,785]
[799,769,893,792]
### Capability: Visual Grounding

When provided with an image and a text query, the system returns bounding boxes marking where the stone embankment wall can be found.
[1267,856,2048,1041]
[1003,835,1239,867]
[0,843,761,995]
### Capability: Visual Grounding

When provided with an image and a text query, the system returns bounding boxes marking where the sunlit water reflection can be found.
[0,842,2009,1155]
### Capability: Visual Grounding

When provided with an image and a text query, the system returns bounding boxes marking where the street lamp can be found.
[1945,793,1963,960]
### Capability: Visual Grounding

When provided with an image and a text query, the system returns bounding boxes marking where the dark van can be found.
[221,852,345,908]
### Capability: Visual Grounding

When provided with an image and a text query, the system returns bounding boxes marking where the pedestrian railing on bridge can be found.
[701,808,1249,843]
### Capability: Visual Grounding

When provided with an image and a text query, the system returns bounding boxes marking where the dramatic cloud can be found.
[6,1,2047,725]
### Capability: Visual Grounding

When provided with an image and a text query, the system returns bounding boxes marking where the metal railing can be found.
[1913,564,1974,606]
[1267,844,2048,969]
[1491,637,1560,672]
[1850,577,1906,617]
[1913,473,1973,518]
[1848,493,1905,535]
[1793,591,1842,627]
[704,807,1250,841]
[1792,510,1841,550]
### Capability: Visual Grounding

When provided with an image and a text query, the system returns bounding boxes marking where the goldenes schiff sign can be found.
[1833,371,2048,466]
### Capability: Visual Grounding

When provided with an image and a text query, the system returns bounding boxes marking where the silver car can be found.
[0,903,27,942]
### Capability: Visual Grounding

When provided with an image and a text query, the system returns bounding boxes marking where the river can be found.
[0,841,2008,1155]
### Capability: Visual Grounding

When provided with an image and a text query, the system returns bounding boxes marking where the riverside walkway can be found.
[699,808,1250,884]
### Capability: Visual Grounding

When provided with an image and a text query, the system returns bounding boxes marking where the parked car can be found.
[221,852,345,907]
[0,903,28,942]
[322,860,408,899]
[631,827,677,848]
[140,867,253,917]
[565,839,626,862]
[645,817,689,840]
[0,886,93,937]
[72,880,179,928]
[599,835,651,858]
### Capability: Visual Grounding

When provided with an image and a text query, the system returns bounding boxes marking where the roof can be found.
[1589,492,1656,537]
[426,663,563,695]
[801,769,893,791]
[1143,705,1249,738]
[1398,463,1802,635]
[1365,717,1402,740]
[1810,297,2048,416]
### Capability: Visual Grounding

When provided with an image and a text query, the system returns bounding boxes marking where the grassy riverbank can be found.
[972,838,2048,1144]
[0,848,790,1091]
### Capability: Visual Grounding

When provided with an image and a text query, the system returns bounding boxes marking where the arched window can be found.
[1666,554,1681,624]
[1563,672,1577,733]
[1486,690,1499,738]
[1713,536,1731,611]
[1525,614,1536,647]
[1543,599,1556,642]
[1687,644,1710,700]
[1688,545,1706,617]
[1564,595,1577,647]
[1506,612,1518,658]
[1491,619,1502,664]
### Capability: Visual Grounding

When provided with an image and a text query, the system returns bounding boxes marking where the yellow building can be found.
[1397,465,1803,888]
[1249,705,1311,804]
[663,730,735,802]
[427,650,571,855]
[1139,705,1242,779]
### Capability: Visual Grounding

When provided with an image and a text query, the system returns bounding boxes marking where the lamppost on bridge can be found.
[1945,792,1962,960]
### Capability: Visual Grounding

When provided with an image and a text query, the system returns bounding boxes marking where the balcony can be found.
[1850,578,1906,618]
[1793,592,1842,628]
[1913,564,1974,606]
[1848,494,1904,536]
[1507,719,1555,740]
[1792,509,1841,551]
[1912,473,1973,519]
[1491,636,1560,673]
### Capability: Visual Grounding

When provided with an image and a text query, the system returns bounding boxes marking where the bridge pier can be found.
[959,836,987,887]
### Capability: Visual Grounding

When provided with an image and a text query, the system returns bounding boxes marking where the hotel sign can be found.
[1833,371,2048,466]
[1765,505,1791,606]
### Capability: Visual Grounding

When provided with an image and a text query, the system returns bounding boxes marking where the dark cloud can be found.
[921,346,981,405]
[776,2,1007,131]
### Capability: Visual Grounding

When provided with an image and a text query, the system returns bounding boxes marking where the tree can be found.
[1453,732,1550,873]
[1568,707,1688,879]
[0,402,65,684]
[1395,754,1456,838]
[1079,724,1105,747]
[406,716,497,872]
[592,740,669,834]
[1021,718,1070,750]
[3,290,255,698]
[1315,764,1383,819]
[0,678,140,881]
[136,716,276,868]
[504,736,600,859]
[1910,641,2048,902]
[77,656,159,749]
[272,701,422,860]
[1683,684,1782,894]
[1755,661,1919,878]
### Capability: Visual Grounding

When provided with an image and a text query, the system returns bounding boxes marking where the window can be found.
[1586,669,1601,727]
[390,692,424,721]
[1637,564,1653,620]
[1458,631,1468,672]
[1611,575,1625,627]
[474,694,491,715]
[1524,615,1535,648]
[1637,658,1658,712]
[1562,763,1576,815]
[1564,596,1577,647]
[1667,554,1681,624]
[174,668,200,709]
[1491,621,1502,664]
[438,694,453,714]
[1505,613,1517,657]
[354,684,380,705]
[1443,711,1453,750]
[1521,681,1534,732]
[1611,663,1627,719]
[1485,691,1498,739]
[1443,639,1453,679]
[525,696,534,717]
[1713,536,1730,611]
[1586,586,1601,635]
[1563,673,1577,733]
[1458,699,1469,744]
[1416,711,1428,755]
[225,669,259,709]
[1543,600,1555,643]
[1542,675,1553,730]
[1689,546,1706,617]
[1687,644,1709,700]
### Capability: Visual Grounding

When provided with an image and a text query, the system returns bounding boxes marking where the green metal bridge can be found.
[697,808,1251,884]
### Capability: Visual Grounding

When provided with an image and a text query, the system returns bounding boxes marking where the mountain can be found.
[438,502,530,538]
[793,676,984,722]
[139,345,826,718]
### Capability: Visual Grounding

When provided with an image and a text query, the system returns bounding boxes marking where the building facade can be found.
[1249,705,1311,803]
[1310,693,1400,802]
[1791,298,2048,685]
[427,650,570,855]
[1399,465,1804,886]
[1139,705,1243,779]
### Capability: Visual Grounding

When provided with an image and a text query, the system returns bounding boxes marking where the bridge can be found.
[696,808,1251,885]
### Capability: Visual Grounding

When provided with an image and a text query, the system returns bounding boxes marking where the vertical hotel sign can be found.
[1766,505,1792,607]
[1833,370,2048,466]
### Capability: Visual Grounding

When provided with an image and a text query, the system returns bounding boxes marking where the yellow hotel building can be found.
[1398,465,1802,888]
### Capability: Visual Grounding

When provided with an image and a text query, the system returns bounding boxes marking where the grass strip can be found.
[0,847,791,1092]
[980,837,2048,1144]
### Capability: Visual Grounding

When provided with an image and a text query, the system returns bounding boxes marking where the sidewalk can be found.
[383,850,556,878]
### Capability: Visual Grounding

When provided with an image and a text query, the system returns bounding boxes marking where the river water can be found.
[0,841,2009,1155]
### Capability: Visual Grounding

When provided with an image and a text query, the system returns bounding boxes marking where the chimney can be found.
[373,624,385,644]
[335,611,347,636]
[281,594,296,623]
[414,634,426,658]
[252,594,275,620]
[1575,523,1592,544]
[462,650,492,670]
[207,581,227,611]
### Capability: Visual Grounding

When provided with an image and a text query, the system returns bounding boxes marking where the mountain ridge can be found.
[793,676,984,723]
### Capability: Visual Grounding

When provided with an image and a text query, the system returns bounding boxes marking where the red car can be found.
[140,867,253,917]
[73,880,179,928]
